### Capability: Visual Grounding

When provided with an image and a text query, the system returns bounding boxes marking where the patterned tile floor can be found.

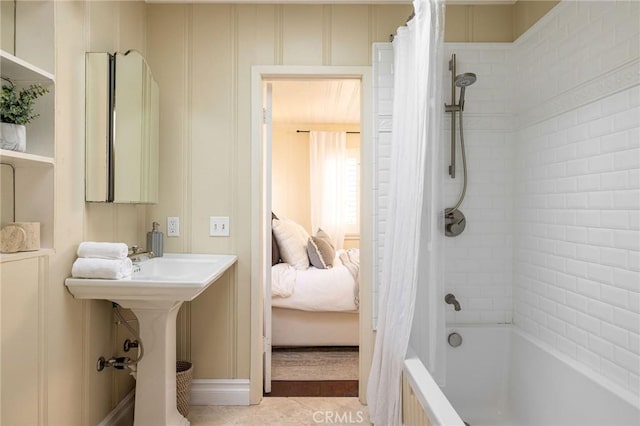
[188,397,370,426]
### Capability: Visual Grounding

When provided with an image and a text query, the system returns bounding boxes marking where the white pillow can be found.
[272,218,310,270]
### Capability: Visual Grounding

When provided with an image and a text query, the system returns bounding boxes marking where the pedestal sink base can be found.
[126,301,190,426]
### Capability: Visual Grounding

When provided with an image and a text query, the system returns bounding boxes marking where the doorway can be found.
[268,78,360,397]
[250,66,374,405]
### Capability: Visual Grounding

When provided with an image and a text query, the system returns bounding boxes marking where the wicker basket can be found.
[176,361,193,417]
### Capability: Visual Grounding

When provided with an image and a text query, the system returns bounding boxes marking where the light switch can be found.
[209,216,230,237]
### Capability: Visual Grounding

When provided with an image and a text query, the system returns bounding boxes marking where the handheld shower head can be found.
[455,73,476,110]
[455,73,477,88]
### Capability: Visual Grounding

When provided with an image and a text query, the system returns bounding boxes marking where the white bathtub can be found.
[405,325,640,426]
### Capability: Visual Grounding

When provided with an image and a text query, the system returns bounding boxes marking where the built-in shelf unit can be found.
[1,2,56,424]
[0,49,55,262]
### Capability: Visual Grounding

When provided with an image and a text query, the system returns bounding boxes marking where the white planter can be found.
[0,123,26,152]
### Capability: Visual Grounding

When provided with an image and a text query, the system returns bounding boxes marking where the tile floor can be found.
[188,397,370,425]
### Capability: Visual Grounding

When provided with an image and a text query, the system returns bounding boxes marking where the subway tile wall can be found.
[372,43,395,328]
[442,44,515,324]
[512,1,639,397]
[373,0,639,398]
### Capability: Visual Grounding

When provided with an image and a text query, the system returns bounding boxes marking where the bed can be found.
[270,243,360,347]
[271,308,359,347]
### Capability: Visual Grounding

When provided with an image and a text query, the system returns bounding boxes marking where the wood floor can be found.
[267,347,358,397]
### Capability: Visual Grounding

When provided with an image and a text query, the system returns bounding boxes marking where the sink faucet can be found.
[128,245,155,263]
[445,293,461,311]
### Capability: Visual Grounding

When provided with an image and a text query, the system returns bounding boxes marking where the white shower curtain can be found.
[309,131,347,249]
[367,0,444,424]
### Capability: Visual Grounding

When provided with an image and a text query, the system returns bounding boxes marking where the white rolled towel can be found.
[77,242,128,259]
[72,257,133,280]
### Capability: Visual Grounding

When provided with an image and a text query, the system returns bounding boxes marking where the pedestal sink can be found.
[65,253,237,426]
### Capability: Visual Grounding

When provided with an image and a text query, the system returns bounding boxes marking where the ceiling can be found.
[270,79,361,125]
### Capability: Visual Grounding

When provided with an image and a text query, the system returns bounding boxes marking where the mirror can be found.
[85,50,159,203]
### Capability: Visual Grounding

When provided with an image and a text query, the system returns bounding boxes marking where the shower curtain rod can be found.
[390,12,416,42]
[296,130,360,134]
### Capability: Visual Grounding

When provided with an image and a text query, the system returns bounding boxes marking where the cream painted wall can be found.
[272,123,360,235]
[273,125,312,232]
[46,1,149,424]
[84,0,151,419]
[444,0,559,42]
[0,166,13,225]
[1,0,15,54]
[145,4,411,389]
[513,0,559,39]
[445,4,514,42]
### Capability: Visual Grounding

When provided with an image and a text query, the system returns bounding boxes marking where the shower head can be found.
[455,73,477,87]
[455,73,476,110]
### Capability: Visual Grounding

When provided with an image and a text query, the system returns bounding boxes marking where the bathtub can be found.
[404,325,640,426]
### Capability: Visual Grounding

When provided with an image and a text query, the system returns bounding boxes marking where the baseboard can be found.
[190,379,251,406]
[98,390,135,426]
[97,379,250,422]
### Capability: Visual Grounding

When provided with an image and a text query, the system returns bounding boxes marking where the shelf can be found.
[0,47,55,263]
[0,248,54,263]
[1,50,54,83]
[0,149,54,168]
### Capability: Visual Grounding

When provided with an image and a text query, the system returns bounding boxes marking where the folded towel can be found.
[77,242,128,259]
[71,257,133,280]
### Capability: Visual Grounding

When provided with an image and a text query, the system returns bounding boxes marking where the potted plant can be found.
[0,79,49,152]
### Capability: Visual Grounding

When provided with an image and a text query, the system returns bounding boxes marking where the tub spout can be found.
[445,293,461,311]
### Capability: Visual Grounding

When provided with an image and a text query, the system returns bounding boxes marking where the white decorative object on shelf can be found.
[12,222,40,251]
[0,222,40,253]
[0,123,26,152]
[0,224,26,253]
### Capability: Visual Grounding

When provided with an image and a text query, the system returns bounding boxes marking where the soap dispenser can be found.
[147,221,163,257]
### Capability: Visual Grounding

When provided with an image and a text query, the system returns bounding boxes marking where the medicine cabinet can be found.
[85,50,159,203]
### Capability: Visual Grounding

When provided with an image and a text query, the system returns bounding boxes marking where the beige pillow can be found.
[307,228,335,269]
[272,218,310,270]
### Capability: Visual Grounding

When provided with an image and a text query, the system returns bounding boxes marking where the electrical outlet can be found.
[167,216,180,237]
[209,216,230,237]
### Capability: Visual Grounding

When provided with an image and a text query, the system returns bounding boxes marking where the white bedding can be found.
[271,249,359,312]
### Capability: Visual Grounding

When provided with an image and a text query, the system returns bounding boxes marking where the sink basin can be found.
[65,253,237,305]
[65,253,237,426]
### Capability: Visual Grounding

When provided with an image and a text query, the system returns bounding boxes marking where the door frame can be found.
[250,65,374,405]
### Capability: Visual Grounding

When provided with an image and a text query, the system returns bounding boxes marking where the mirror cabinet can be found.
[85,50,159,203]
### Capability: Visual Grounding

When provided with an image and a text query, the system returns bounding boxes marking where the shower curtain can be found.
[367,0,444,424]
[309,131,348,249]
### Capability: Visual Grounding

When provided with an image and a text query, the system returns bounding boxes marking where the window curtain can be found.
[367,0,445,424]
[309,131,348,249]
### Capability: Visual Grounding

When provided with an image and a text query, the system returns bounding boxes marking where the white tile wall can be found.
[512,1,640,397]
[372,43,395,328]
[442,44,514,324]
[373,0,639,399]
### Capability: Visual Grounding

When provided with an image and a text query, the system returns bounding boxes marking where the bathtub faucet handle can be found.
[445,293,461,311]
